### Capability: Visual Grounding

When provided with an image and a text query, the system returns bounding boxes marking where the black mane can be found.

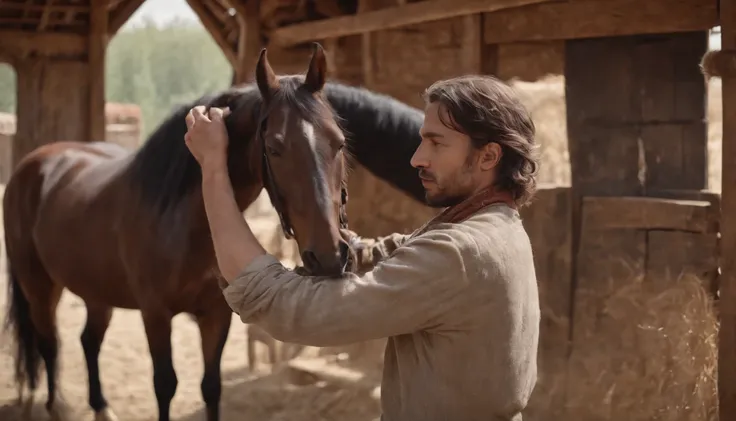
[125,80,427,249]
[323,82,425,203]
[126,79,348,227]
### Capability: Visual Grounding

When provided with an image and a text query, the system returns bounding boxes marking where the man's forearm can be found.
[201,166,266,282]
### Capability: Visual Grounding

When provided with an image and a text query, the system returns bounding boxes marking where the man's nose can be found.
[410,143,429,168]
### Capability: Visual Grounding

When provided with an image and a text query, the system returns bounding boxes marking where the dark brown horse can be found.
[3,43,350,421]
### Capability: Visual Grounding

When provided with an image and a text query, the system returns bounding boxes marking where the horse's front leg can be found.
[194,302,232,421]
[141,307,177,421]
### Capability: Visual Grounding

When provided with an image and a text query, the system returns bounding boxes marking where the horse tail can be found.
[4,262,42,391]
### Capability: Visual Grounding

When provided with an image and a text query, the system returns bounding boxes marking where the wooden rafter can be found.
[229,0,260,84]
[482,0,717,44]
[38,0,54,31]
[186,0,237,67]
[0,3,87,12]
[0,30,86,58]
[268,0,555,47]
[109,0,146,35]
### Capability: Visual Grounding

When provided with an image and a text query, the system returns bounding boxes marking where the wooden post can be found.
[719,0,736,416]
[232,0,261,85]
[88,0,108,142]
[14,58,89,167]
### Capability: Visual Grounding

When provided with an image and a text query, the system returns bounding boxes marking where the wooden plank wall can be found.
[564,31,711,419]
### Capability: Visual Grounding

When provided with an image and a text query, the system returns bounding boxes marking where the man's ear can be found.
[479,142,502,171]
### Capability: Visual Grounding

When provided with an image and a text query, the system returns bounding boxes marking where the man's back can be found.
[379,203,540,421]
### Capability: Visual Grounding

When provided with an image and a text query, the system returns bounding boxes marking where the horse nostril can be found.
[301,250,319,271]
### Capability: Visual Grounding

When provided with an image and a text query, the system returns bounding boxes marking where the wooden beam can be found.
[581,196,717,233]
[109,0,146,35]
[0,30,86,59]
[88,0,107,142]
[719,0,736,416]
[483,0,717,44]
[268,0,554,47]
[187,0,237,67]
[357,0,382,87]
[231,0,261,84]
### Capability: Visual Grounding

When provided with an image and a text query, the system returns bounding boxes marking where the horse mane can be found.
[323,82,426,203]
[126,77,343,252]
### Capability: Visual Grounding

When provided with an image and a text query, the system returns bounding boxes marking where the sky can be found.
[123,0,199,29]
[122,0,722,49]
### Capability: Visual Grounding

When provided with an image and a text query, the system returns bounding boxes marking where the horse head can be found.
[207,43,351,277]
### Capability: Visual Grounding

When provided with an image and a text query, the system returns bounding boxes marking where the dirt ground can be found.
[0,188,383,421]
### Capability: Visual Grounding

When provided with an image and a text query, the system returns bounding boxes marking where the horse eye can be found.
[267,146,280,157]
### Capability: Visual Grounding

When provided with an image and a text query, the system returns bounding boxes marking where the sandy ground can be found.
[0,188,383,421]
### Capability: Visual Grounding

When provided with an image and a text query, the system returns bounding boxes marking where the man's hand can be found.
[184,105,231,173]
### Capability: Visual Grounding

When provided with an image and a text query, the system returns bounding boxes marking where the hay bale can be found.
[544,272,718,421]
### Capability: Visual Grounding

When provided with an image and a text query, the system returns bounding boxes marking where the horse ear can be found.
[256,48,279,99]
[303,42,327,93]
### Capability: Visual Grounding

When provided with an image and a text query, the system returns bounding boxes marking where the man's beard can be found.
[419,155,476,208]
[420,170,473,208]
[425,190,466,208]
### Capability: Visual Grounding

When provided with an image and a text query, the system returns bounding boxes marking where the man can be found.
[184,75,541,421]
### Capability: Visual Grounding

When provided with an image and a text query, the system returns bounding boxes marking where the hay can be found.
[561,272,718,421]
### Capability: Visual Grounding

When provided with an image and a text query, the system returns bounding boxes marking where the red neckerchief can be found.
[415,186,516,236]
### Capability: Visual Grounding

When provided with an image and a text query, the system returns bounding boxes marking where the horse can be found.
[3,43,352,421]
[240,80,431,370]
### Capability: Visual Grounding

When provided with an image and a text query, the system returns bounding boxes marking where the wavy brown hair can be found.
[422,75,540,207]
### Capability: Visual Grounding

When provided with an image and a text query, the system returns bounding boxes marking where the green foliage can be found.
[106,18,233,138]
[0,18,233,140]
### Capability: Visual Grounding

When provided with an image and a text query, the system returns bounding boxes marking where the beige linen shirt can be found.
[223,203,540,421]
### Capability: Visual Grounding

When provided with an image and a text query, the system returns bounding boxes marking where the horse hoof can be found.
[48,406,65,421]
[95,407,119,421]
[21,394,35,420]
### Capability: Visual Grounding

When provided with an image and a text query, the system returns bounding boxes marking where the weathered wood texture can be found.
[13,58,89,167]
[233,0,261,84]
[564,31,712,420]
[367,15,483,108]
[268,0,551,47]
[719,0,736,416]
[482,0,717,44]
[566,31,708,197]
[518,186,572,420]
[0,31,86,61]
[495,41,564,81]
[581,196,718,233]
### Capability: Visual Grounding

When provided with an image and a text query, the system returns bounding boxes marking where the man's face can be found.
[411,102,488,208]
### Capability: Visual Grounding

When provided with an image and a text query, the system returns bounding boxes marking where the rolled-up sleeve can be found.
[222,229,470,347]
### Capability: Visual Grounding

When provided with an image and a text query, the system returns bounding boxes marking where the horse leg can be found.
[5,259,66,421]
[141,309,177,421]
[195,307,232,421]
[35,285,66,421]
[81,303,118,421]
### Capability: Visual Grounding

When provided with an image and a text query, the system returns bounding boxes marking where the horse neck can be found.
[121,114,264,265]
[323,83,426,203]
